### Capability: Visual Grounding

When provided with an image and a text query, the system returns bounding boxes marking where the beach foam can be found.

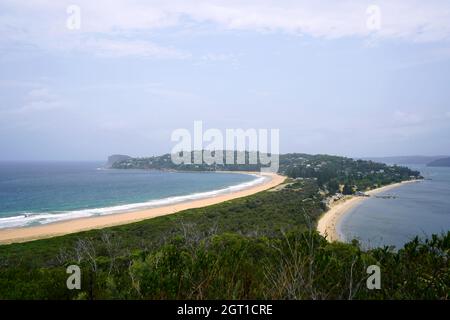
[0,173,265,229]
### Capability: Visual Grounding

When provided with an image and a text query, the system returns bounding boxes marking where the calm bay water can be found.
[0,162,261,229]
[339,165,450,249]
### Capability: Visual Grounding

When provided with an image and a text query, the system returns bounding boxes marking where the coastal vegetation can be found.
[114,152,422,195]
[1,154,446,300]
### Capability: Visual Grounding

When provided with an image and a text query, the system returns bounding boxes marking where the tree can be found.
[342,184,354,195]
[327,180,340,194]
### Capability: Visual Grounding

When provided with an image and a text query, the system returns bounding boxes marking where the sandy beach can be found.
[317,180,421,242]
[0,172,285,245]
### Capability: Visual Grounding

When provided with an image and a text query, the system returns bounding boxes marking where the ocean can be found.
[339,165,450,249]
[0,162,262,229]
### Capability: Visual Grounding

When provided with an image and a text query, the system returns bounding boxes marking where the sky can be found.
[1,0,450,161]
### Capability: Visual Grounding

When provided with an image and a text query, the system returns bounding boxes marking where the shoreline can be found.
[317,179,421,242]
[0,172,285,245]
[0,170,265,229]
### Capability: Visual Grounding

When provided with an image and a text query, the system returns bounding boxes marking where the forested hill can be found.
[112,152,422,194]
[427,157,450,167]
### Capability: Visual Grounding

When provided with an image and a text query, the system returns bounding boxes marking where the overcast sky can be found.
[1,0,450,161]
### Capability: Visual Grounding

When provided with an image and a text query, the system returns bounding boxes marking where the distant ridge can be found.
[361,155,449,165]
[427,157,450,167]
[107,154,132,168]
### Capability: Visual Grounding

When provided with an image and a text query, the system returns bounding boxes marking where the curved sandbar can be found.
[0,172,285,245]
[317,180,421,242]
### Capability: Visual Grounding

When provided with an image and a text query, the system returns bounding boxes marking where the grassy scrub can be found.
[0,178,449,300]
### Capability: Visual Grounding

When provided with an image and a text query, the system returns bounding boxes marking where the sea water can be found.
[0,162,262,229]
[339,165,450,249]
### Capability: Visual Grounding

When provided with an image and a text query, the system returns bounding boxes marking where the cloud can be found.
[11,87,64,114]
[0,80,41,88]
[1,0,450,60]
[393,111,424,126]
[76,38,190,59]
[74,82,200,101]
[196,52,240,67]
[200,53,237,62]
[0,1,188,59]
[0,85,68,134]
